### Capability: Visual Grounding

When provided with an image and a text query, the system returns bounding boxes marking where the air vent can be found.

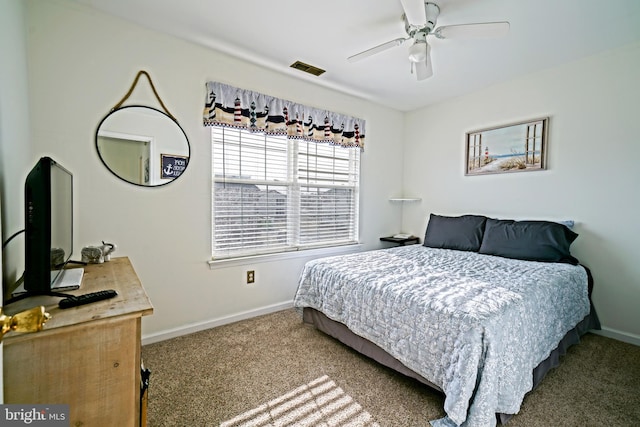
[290,61,326,76]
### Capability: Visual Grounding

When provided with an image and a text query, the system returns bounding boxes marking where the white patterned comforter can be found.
[293,245,590,427]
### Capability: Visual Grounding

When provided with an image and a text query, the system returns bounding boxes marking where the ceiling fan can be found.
[348,0,510,80]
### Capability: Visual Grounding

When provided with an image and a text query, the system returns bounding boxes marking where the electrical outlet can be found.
[246,270,255,284]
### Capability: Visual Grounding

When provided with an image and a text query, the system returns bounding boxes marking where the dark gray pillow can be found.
[423,214,488,252]
[478,218,579,264]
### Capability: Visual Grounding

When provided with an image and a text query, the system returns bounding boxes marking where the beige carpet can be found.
[141,309,640,426]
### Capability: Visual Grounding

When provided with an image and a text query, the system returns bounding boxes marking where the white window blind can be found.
[212,127,360,259]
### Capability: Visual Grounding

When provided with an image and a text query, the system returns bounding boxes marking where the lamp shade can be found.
[408,41,427,63]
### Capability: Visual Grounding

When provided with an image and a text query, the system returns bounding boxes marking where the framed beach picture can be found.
[465,117,548,176]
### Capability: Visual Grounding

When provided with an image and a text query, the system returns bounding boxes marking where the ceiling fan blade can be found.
[433,21,510,39]
[414,44,433,80]
[400,0,427,27]
[347,37,408,62]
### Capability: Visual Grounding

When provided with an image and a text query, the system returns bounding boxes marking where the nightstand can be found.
[380,236,420,246]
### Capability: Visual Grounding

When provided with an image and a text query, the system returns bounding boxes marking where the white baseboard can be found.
[141,300,294,345]
[591,326,640,347]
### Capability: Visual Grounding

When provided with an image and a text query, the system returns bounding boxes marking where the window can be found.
[212,127,360,260]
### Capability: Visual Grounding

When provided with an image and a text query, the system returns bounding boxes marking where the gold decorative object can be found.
[0,306,51,341]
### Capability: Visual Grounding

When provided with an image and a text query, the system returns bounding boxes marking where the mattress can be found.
[293,245,598,426]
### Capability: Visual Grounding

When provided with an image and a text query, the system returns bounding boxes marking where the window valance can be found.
[203,81,365,150]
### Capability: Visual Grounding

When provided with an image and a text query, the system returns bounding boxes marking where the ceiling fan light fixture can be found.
[408,41,427,63]
[347,0,509,81]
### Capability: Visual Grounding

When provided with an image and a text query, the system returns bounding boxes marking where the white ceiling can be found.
[74,0,640,112]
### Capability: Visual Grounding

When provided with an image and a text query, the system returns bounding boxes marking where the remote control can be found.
[59,289,118,309]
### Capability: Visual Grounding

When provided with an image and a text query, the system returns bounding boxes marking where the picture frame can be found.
[465,117,548,176]
[160,154,189,179]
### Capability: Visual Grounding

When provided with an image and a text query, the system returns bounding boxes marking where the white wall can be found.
[403,42,640,344]
[0,0,34,402]
[0,0,33,296]
[22,0,404,340]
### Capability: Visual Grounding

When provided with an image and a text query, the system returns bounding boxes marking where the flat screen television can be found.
[23,156,74,295]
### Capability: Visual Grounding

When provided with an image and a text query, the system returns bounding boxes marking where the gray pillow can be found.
[478,218,579,264]
[423,214,488,252]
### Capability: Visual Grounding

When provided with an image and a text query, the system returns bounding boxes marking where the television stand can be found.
[2,257,153,426]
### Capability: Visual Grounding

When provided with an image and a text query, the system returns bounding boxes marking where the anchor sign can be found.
[161,154,188,179]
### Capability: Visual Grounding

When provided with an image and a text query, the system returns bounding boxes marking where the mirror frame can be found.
[95,105,190,187]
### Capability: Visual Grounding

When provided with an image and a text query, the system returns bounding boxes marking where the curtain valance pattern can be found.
[203,81,365,150]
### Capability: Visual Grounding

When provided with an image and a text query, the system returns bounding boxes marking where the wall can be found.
[0,0,34,401]
[403,42,640,344]
[0,0,33,297]
[21,0,404,341]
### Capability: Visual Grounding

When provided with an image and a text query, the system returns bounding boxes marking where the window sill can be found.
[208,243,363,269]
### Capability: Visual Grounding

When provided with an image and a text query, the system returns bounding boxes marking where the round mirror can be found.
[95,105,190,187]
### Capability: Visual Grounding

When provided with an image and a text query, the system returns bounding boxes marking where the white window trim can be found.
[208,241,363,269]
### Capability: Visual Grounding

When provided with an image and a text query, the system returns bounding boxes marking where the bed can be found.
[293,214,600,427]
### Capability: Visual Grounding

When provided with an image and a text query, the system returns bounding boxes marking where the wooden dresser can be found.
[3,257,153,426]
